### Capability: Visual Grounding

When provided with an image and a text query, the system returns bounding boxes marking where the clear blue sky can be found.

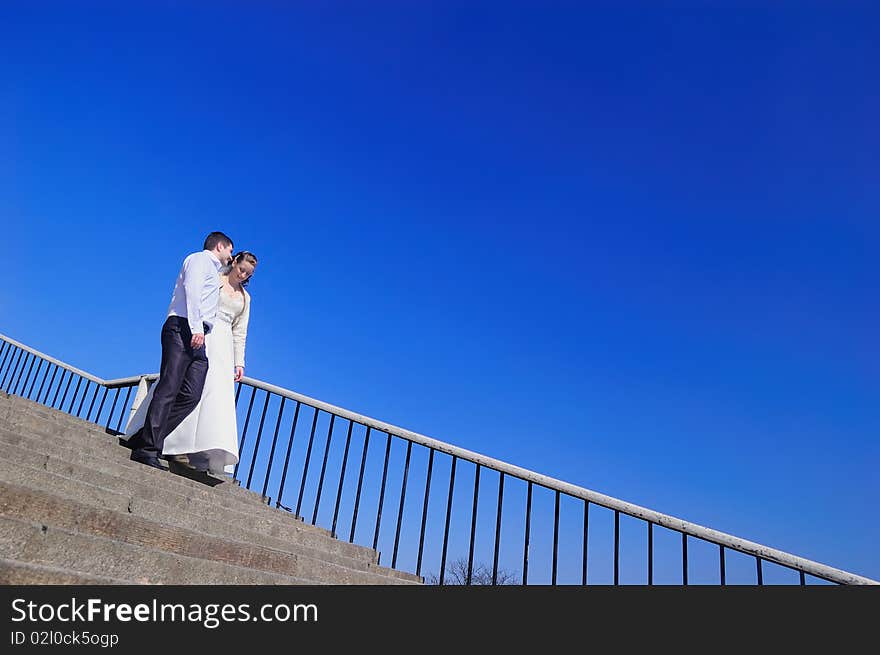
[1,2,877,582]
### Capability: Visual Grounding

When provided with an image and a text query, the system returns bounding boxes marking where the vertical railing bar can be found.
[682,533,688,586]
[275,400,301,510]
[391,440,413,569]
[0,341,13,373]
[76,380,91,417]
[261,397,286,499]
[232,385,257,480]
[66,376,83,414]
[756,557,763,586]
[349,426,371,542]
[11,350,27,393]
[331,419,354,539]
[720,545,726,586]
[51,369,67,408]
[94,387,109,423]
[235,382,242,406]
[582,500,590,585]
[21,355,38,396]
[416,448,434,578]
[371,433,393,556]
[41,365,59,405]
[799,570,806,586]
[439,455,457,586]
[311,414,337,525]
[22,355,39,396]
[648,522,654,586]
[466,464,481,586]
[0,344,11,389]
[295,408,321,518]
[32,362,52,402]
[27,359,44,400]
[0,346,15,389]
[492,472,505,585]
[552,490,560,585]
[13,353,33,396]
[1,348,23,390]
[58,370,74,411]
[245,391,272,489]
[10,352,28,394]
[114,385,133,432]
[523,481,532,585]
[85,384,101,422]
[614,509,620,585]
[0,342,10,380]
[104,387,121,429]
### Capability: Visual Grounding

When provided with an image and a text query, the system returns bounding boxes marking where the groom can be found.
[127,231,234,469]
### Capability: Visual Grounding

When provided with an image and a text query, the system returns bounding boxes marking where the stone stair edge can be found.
[0,425,316,527]
[0,431,334,536]
[0,391,422,584]
[0,514,323,585]
[0,458,384,569]
[0,481,420,585]
[0,557,135,584]
[1,395,301,506]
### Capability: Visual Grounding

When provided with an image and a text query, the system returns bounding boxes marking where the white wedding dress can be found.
[124,289,246,475]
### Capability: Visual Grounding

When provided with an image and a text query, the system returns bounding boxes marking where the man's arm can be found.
[182,253,211,348]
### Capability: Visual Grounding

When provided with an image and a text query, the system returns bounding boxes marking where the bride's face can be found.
[230,259,256,285]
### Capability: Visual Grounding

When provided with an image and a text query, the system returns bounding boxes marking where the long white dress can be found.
[124,288,249,475]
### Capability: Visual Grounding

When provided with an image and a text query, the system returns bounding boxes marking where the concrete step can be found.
[0,394,267,505]
[0,398,423,575]
[0,398,347,535]
[0,514,318,585]
[0,454,416,583]
[0,443,376,571]
[0,481,418,585]
[0,425,305,525]
[0,391,422,585]
[0,557,132,584]
[0,423,330,538]
[3,393,342,528]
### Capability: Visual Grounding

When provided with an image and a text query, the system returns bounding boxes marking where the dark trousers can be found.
[129,316,209,458]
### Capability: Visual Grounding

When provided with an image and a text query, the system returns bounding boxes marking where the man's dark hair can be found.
[204,231,234,251]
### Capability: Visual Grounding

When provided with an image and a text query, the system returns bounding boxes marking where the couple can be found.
[124,231,258,477]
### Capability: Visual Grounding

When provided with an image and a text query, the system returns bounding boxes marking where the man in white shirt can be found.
[128,231,235,469]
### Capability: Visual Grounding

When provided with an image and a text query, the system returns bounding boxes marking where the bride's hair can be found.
[222,251,259,287]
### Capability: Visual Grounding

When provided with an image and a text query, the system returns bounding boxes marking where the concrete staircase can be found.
[0,391,423,585]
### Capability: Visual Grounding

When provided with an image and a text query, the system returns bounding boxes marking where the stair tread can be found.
[0,557,135,584]
[0,480,419,584]
[0,514,320,585]
[0,393,423,585]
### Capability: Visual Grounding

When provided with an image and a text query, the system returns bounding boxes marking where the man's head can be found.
[204,231,234,265]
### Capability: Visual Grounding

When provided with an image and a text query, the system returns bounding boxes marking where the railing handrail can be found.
[2,332,877,585]
[0,333,104,386]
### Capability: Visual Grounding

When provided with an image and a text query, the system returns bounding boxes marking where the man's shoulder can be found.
[182,250,211,265]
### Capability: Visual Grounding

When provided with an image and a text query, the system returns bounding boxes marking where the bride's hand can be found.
[234,366,244,382]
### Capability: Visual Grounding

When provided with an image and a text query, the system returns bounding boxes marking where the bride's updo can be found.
[222,251,259,287]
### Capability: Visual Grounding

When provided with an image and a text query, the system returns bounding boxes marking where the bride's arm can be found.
[232,290,251,376]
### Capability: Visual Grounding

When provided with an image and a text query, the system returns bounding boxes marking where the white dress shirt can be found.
[166,250,223,335]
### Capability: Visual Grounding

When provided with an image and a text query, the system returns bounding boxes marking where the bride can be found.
[125,251,258,476]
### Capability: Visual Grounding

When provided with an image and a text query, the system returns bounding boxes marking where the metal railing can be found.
[1,332,876,586]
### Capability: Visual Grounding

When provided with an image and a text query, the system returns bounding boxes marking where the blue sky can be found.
[1,2,877,582]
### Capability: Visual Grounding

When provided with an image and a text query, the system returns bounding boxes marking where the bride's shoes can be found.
[166,453,199,475]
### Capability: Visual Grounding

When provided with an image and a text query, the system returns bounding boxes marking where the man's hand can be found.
[234,366,244,382]
[191,333,205,349]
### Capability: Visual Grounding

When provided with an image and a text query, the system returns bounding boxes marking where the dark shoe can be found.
[168,463,211,483]
[130,450,165,470]
[166,454,198,474]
